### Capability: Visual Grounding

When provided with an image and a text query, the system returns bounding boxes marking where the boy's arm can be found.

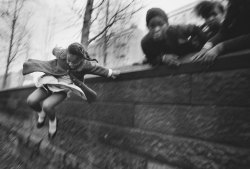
[217,33,250,55]
[179,24,201,36]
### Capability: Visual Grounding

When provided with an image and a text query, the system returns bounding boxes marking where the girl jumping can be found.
[23,42,119,139]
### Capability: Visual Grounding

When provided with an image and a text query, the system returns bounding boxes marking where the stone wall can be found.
[0,50,250,169]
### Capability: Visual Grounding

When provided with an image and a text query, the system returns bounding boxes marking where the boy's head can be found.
[67,42,97,69]
[146,8,169,41]
[194,1,225,23]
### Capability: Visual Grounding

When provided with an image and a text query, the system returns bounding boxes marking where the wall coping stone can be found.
[1,49,250,92]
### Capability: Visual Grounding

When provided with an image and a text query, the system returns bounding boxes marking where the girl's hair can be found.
[194,1,224,19]
[67,42,98,62]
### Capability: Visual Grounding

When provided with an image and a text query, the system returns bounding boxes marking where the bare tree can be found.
[64,0,143,64]
[0,0,33,88]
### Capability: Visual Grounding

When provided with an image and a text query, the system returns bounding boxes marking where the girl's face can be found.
[148,16,168,41]
[67,53,83,69]
[205,6,224,24]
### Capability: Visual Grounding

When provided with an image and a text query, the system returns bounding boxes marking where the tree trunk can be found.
[103,0,109,65]
[81,0,94,48]
[2,0,17,88]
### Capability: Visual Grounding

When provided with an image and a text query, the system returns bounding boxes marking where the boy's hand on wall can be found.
[192,42,213,62]
[199,44,223,62]
[192,44,223,63]
[162,54,180,66]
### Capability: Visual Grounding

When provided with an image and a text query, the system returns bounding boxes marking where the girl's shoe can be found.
[48,130,57,139]
[36,111,46,129]
[37,120,45,128]
[48,118,57,139]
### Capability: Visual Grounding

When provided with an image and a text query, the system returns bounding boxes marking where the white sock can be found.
[38,110,45,123]
[49,118,57,133]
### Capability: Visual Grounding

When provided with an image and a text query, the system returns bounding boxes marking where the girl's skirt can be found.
[36,74,87,100]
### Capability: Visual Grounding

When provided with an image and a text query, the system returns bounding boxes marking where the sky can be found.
[49,0,198,45]
[45,0,198,31]
[34,0,199,60]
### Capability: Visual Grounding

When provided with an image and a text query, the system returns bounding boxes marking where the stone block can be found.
[64,153,78,168]
[50,148,66,169]
[147,161,179,169]
[57,101,134,127]
[26,156,49,169]
[18,144,34,161]
[39,140,56,160]
[28,134,42,148]
[78,162,89,169]
[48,118,147,169]
[100,125,250,169]
[0,126,27,169]
[135,104,250,148]
[94,75,191,104]
[192,69,250,106]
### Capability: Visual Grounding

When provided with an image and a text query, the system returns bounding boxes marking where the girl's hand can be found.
[111,70,120,79]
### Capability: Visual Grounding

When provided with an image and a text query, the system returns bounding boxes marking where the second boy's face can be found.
[148,16,168,41]
[67,53,83,69]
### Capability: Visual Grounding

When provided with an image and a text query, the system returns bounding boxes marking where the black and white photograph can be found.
[0,0,249,168]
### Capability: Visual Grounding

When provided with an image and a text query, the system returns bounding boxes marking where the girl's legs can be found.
[42,91,67,120]
[27,87,49,112]
[27,88,50,126]
[42,91,67,137]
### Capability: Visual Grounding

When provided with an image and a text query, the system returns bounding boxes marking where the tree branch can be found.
[93,0,105,10]
[88,20,115,44]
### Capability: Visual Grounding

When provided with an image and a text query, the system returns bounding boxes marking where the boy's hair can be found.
[146,8,168,27]
[68,42,98,62]
[194,1,225,19]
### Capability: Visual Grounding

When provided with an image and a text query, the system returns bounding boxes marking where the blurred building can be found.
[88,25,145,68]
[168,0,226,25]
[168,1,203,25]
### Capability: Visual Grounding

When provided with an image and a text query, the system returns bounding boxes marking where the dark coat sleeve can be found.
[81,61,109,77]
[141,33,165,65]
[219,33,250,55]
[168,25,205,56]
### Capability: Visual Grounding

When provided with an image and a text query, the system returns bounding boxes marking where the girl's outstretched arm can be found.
[82,61,115,78]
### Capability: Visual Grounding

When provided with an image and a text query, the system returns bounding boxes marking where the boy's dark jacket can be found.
[23,58,109,102]
[141,25,207,65]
